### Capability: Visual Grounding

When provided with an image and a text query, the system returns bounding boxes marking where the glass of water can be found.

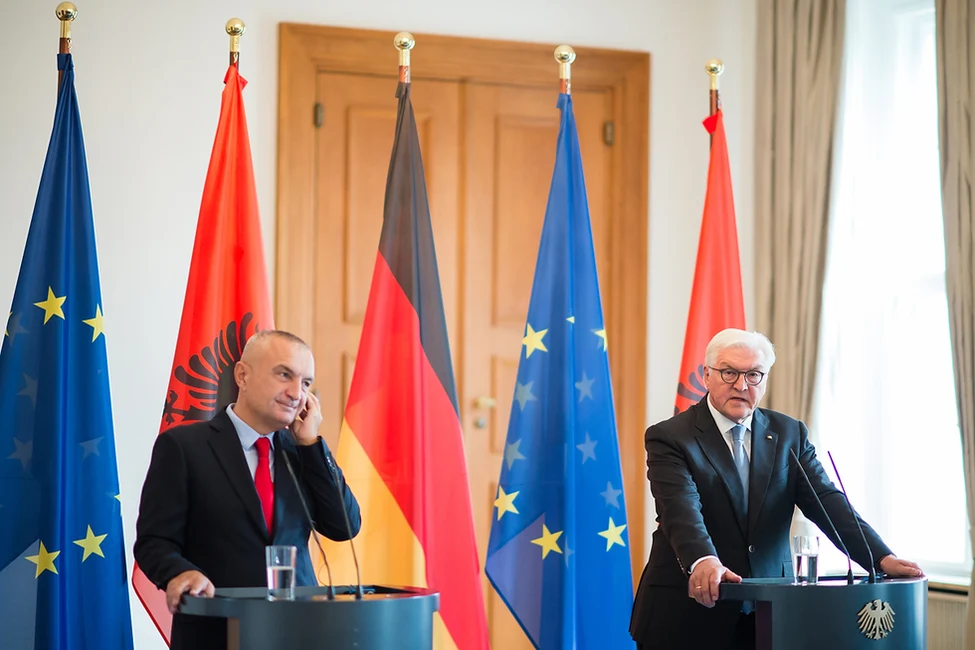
[266,545,297,600]
[792,535,820,584]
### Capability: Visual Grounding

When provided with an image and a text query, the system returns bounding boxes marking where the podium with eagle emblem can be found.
[720,576,927,649]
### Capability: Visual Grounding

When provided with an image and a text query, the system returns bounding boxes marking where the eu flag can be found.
[0,54,135,649]
[484,94,635,649]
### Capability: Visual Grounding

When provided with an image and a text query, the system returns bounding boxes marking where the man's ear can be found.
[234,361,248,390]
[701,365,713,389]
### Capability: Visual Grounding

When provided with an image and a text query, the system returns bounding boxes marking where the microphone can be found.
[279,433,336,600]
[323,449,364,600]
[788,448,854,585]
[827,451,877,583]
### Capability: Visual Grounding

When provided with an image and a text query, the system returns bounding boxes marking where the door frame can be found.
[275,23,650,576]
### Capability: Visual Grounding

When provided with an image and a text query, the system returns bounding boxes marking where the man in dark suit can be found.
[629,328,921,650]
[134,330,361,650]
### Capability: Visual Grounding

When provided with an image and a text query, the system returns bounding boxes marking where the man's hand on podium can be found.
[688,557,742,608]
[166,569,215,613]
[878,555,924,578]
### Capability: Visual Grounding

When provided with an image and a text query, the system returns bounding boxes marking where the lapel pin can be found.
[766,435,773,440]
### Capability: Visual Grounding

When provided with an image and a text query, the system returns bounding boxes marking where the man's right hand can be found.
[165,570,215,614]
[688,557,741,608]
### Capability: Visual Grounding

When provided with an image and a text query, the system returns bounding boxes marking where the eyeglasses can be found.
[708,367,766,386]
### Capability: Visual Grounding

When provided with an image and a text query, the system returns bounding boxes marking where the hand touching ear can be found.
[290,391,322,445]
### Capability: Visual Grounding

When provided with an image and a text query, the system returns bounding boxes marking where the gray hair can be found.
[241,329,310,358]
[704,328,776,369]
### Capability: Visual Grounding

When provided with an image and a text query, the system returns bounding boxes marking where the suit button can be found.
[748,545,756,553]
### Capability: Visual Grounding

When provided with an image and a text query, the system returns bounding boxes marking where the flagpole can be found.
[227,18,245,69]
[394,32,415,83]
[706,59,723,116]
[555,45,576,95]
[55,2,77,89]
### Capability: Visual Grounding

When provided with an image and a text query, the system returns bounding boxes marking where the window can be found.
[810,0,970,584]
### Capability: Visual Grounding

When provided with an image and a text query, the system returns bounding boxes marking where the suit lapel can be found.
[693,401,747,537]
[748,409,777,534]
[207,411,269,539]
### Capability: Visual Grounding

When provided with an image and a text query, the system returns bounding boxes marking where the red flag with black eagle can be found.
[132,64,273,644]
[673,110,746,414]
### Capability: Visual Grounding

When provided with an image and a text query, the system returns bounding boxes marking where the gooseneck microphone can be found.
[788,448,854,585]
[323,450,364,600]
[827,451,877,583]
[280,433,336,600]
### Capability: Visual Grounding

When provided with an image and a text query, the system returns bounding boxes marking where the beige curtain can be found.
[934,0,975,645]
[754,0,846,424]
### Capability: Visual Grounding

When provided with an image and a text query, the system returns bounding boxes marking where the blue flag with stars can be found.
[0,54,135,649]
[485,94,634,649]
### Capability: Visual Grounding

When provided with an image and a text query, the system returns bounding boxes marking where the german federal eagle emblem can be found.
[857,599,895,640]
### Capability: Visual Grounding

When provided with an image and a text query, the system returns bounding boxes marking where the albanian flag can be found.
[673,110,746,414]
[132,64,273,644]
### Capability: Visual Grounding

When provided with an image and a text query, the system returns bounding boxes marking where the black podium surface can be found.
[720,576,927,649]
[180,585,439,650]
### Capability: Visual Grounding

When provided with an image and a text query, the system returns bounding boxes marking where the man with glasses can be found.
[628,328,922,650]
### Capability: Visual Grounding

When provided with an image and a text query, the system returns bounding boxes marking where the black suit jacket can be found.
[134,411,361,650]
[629,397,892,649]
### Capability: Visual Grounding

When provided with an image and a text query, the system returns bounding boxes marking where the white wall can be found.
[0,1,755,647]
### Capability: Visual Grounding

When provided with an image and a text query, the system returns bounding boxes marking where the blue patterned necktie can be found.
[731,424,749,505]
[732,423,754,614]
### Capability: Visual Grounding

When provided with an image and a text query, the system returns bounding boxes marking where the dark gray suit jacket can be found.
[629,397,892,649]
[134,411,360,650]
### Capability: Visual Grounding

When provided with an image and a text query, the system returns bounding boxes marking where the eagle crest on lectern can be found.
[857,599,895,640]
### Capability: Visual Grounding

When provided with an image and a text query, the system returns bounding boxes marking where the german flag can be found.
[132,63,273,644]
[673,110,746,414]
[325,82,489,650]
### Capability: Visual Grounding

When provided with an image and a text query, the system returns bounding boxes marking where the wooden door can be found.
[307,71,460,451]
[461,83,614,647]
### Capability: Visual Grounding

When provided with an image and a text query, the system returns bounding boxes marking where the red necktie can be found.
[254,436,274,535]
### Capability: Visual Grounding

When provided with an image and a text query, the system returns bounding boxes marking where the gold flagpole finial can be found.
[394,32,415,83]
[226,18,245,68]
[56,2,77,89]
[555,45,576,95]
[56,3,77,42]
[705,59,724,90]
[706,59,724,116]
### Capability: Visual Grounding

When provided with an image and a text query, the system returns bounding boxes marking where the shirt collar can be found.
[705,394,753,435]
[227,404,275,451]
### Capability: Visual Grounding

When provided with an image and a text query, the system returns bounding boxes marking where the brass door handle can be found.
[473,396,496,409]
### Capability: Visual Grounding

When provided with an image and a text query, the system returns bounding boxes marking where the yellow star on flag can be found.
[34,287,66,324]
[82,305,106,342]
[597,516,628,551]
[25,541,60,578]
[531,524,563,559]
[494,486,520,520]
[73,525,108,561]
[566,316,575,324]
[593,328,608,351]
[522,324,548,358]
